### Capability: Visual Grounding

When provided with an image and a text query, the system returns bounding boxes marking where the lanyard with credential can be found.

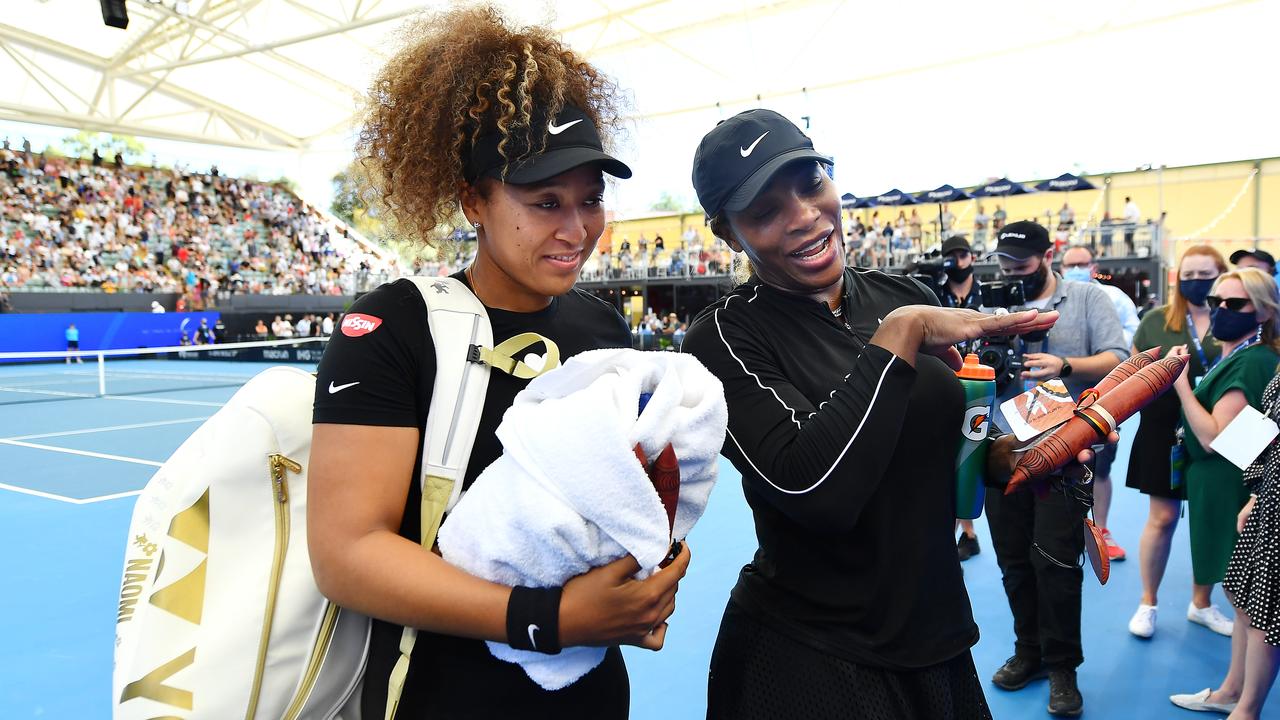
[1185,312,1211,372]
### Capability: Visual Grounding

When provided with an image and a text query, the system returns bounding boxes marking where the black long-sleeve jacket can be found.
[682,267,979,669]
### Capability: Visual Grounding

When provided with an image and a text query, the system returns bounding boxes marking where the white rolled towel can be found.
[437,348,727,690]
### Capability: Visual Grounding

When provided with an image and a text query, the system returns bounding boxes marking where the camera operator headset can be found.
[982,220,1128,716]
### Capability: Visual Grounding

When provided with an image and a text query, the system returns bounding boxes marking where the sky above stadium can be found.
[3,0,1278,218]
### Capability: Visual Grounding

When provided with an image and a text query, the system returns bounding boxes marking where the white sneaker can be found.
[1129,604,1157,638]
[1170,688,1238,713]
[1187,603,1234,636]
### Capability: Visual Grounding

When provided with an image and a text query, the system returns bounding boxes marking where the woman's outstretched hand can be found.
[872,306,1059,369]
[558,542,691,651]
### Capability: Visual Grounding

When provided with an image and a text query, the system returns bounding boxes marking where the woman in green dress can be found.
[1170,268,1280,655]
[1125,246,1225,639]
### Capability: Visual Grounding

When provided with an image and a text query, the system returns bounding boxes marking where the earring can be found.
[471,221,481,229]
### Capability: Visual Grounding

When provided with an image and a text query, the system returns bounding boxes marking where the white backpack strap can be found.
[385,276,491,720]
[406,276,492,510]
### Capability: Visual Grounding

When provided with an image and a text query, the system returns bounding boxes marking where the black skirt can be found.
[1124,396,1186,500]
[707,601,991,720]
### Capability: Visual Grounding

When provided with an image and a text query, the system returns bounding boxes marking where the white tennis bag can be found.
[112,277,514,720]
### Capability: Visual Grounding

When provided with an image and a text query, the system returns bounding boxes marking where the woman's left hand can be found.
[1238,495,1257,533]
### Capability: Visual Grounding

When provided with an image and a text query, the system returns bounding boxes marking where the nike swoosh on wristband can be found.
[548,119,583,135]
[740,131,769,157]
[527,623,540,650]
[328,381,360,394]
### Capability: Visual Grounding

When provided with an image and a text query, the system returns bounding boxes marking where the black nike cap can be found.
[464,104,631,185]
[692,109,830,219]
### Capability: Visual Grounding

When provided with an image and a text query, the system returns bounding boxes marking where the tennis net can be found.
[0,337,327,405]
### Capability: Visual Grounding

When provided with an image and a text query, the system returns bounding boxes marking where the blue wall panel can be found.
[0,312,222,354]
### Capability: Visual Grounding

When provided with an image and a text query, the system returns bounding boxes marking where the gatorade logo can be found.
[341,314,382,337]
[962,406,989,442]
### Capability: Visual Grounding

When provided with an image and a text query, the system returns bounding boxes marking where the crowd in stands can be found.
[0,139,396,305]
[583,228,735,281]
[843,199,1161,269]
[634,308,687,350]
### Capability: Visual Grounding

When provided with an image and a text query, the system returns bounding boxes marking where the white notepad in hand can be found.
[1210,405,1280,471]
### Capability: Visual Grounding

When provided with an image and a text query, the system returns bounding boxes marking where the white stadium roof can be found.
[3,0,1278,213]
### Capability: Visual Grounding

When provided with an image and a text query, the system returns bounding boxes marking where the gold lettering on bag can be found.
[149,559,207,625]
[119,648,196,709]
[122,488,212,710]
[116,559,153,623]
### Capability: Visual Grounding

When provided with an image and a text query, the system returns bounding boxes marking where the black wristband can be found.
[506,585,563,655]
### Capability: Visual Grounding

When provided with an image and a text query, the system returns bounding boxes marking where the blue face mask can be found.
[1062,267,1093,284]
[1210,306,1260,342]
[1179,278,1215,306]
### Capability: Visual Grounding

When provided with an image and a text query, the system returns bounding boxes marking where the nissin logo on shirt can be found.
[341,313,382,337]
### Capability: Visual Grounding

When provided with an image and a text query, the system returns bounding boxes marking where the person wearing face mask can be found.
[1166,271,1280,716]
[984,221,1127,717]
[679,109,1107,720]
[941,234,981,309]
[1124,245,1228,640]
[1060,246,1140,562]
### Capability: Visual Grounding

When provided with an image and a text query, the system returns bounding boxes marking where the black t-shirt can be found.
[313,275,632,718]
[681,268,978,671]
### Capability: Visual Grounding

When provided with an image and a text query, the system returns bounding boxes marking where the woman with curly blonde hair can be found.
[307,7,688,718]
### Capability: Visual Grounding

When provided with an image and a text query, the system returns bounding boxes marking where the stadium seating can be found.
[0,149,395,305]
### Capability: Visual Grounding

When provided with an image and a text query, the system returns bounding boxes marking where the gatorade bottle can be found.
[955,353,996,520]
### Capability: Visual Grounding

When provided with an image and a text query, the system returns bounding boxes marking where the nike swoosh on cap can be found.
[527,623,540,650]
[548,119,584,135]
[328,381,360,394]
[740,131,769,157]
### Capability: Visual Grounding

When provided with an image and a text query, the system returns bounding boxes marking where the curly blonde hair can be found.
[358,5,623,244]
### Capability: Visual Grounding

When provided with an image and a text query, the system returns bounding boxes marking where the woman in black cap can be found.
[682,109,1102,720]
[307,7,689,718]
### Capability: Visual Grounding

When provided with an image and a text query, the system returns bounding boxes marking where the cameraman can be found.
[941,235,981,309]
[985,221,1126,717]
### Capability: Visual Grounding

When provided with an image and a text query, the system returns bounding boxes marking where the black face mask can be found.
[1008,261,1048,301]
[945,264,973,283]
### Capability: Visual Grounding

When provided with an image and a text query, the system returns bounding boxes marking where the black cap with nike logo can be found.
[692,108,831,219]
[464,104,631,185]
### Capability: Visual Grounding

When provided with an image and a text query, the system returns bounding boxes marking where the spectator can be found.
[1123,196,1141,255]
[254,318,269,337]
[213,317,226,341]
[973,204,990,251]
[1172,269,1280,644]
[1058,202,1075,229]
[321,312,335,336]
[270,314,286,337]
[654,234,664,252]
[1060,245,1140,563]
[296,313,312,338]
[150,300,165,313]
[1124,246,1227,639]
[1231,249,1277,279]
[992,203,1007,232]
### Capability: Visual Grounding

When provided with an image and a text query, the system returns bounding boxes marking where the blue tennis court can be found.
[0,357,1261,718]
